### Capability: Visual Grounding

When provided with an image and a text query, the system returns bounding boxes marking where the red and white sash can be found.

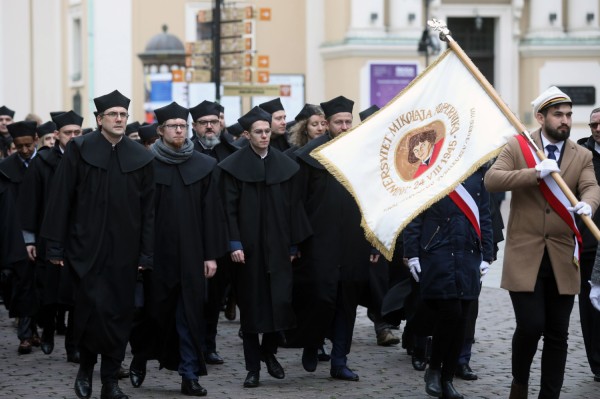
[516,135,581,266]
[449,184,481,240]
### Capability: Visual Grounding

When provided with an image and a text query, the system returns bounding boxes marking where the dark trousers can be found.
[176,294,200,380]
[509,251,574,399]
[579,254,600,375]
[425,298,474,381]
[38,303,76,354]
[79,346,121,384]
[458,294,480,366]
[242,332,278,372]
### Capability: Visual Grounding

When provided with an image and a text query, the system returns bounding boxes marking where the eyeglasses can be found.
[164,123,188,130]
[102,112,129,119]
[195,119,219,126]
[589,122,600,129]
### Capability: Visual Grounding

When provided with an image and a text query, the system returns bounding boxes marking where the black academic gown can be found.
[191,135,238,163]
[270,133,291,152]
[148,151,228,375]
[40,131,155,359]
[0,151,39,317]
[0,171,27,310]
[218,146,311,334]
[286,133,372,349]
[20,144,73,306]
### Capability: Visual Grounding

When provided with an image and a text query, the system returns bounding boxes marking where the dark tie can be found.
[546,144,558,161]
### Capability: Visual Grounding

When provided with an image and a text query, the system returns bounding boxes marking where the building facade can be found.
[0,0,599,137]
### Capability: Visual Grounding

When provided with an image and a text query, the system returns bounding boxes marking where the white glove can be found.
[590,281,600,312]
[535,159,560,179]
[480,261,490,282]
[408,257,421,282]
[567,201,592,217]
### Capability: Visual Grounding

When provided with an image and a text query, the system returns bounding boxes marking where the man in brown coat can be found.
[485,86,600,399]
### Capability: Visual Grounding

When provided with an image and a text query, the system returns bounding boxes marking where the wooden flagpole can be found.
[428,19,600,240]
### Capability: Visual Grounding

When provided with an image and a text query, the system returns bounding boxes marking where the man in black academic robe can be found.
[291,96,375,381]
[0,120,40,354]
[258,98,291,152]
[129,101,228,397]
[217,106,311,388]
[189,100,237,365]
[20,113,83,361]
[40,90,154,399]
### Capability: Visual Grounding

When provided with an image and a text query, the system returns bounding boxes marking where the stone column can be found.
[567,0,600,37]
[526,0,564,38]
[346,0,385,38]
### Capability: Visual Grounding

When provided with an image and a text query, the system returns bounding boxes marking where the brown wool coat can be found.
[485,129,600,295]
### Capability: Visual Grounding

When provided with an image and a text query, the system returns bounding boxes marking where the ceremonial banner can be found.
[312,49,517,260]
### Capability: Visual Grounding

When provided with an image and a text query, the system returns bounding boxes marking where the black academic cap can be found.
[227,122,244,137]
[189,100,220,121]
[154,102,189,125]
[139,123,159,144]
[49,111,66,119]
[94,90,130,113]
[7,120,37,139]
[0,105,15,118]
[52,110,84,129]
[125,121,141,135]
[82,128,93,135]
[216,103,224,113]
[320,96,354,119]
[258,98,284,114]
[36,121,57,136]
[295,103,319,122]
[359,105,380,122]
[238,106,272,131]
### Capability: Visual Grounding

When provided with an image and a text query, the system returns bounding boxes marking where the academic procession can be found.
[2,1,600,399]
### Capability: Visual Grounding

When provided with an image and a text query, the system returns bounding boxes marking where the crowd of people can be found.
[1,86,600,399]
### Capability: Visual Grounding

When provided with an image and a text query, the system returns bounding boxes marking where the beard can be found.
[199,134,221,149]
[544,122,570,142]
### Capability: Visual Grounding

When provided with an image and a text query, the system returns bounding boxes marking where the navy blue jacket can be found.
[404,167,494,300]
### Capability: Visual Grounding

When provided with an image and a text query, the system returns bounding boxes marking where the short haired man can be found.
[125,121,141,142]
[485,86,600,398]
[138,123,159,149]
[128,101,227,397]
[0,105,15,158]
[190,100,237,161]
[291,96,378,381]
[259,98,290,152]
[20,110,83,361]
[217,106,310,388]
[576,106,600,382]
[40,90,155,399]
[0,120,39,355]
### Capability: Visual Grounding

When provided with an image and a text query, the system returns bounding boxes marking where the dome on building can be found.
[143,25,185,55]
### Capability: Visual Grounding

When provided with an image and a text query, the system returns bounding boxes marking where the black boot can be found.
[424,368,442,397]
[181,378,208,396]
[442,380,463,399]
[100,380,128,399]
[74,366,94,399]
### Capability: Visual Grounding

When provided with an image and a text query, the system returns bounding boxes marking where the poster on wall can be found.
[370,64,418,108]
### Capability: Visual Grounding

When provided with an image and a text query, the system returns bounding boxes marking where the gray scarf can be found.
[151,137,195,164]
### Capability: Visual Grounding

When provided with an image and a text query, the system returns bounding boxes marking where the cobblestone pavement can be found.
[0,284,597,399]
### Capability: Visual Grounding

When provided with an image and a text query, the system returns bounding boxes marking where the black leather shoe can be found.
[442,380,464,399]
[74,366,93,399]
[181,378,208,396]
[204,351,224,365]
[412,356,427,371]
[100,381,128,399]
[67,350,81,363]
[330,365,359,381]
[243,371,260,388]
[302,347,318,372]
[455,363,478,380]
[129,357,146,388]
[424,368,442,397]
[41,330,54,355]
[261,353,285,379]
